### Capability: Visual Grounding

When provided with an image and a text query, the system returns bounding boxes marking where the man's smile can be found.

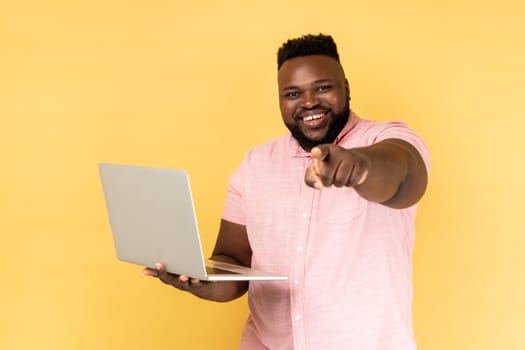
[302,113,325,122]
[297,111,330,127]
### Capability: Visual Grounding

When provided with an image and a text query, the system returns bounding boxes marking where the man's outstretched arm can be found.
[304,139,428,209]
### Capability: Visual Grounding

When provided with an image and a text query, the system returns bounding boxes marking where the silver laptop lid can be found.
[98,163,209,279]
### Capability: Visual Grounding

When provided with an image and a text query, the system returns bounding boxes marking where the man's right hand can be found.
[143,263,210,292]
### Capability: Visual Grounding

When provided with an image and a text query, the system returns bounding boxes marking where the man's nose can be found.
[300,91,320,109]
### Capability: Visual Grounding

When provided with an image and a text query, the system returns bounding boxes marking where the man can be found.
[144,34,429,349]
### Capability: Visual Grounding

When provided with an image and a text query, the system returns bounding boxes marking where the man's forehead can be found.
[278,55,343,86]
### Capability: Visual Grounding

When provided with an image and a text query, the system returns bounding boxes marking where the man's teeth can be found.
[302,114,324,122]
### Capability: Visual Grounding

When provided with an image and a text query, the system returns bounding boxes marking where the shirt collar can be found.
[287,110,360,158]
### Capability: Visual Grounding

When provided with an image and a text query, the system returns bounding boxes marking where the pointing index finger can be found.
[306,147,326,190]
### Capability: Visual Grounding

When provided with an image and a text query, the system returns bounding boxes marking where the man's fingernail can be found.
[155,263,161,270]
[314,181,323,190]
[356,169,369,185]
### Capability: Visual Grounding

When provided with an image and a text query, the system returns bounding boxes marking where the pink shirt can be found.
[222,112,430,350]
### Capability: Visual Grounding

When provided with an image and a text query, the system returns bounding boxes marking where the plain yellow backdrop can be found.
[1,1,524,349]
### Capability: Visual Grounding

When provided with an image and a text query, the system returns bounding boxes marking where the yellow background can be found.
[1,1,524,349]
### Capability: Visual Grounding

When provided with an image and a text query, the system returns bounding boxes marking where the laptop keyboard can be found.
[206,266,241,275]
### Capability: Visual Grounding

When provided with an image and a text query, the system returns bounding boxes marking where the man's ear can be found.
[345,78,351,101]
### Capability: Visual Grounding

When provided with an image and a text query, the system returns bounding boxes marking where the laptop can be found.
[98,163,287,281]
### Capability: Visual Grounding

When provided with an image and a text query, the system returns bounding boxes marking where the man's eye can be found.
[316,85,331,92]
[286,91,300,98]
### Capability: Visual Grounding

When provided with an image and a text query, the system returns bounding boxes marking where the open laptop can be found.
[98,163,287,281]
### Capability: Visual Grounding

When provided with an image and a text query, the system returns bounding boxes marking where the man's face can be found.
[278,55,350,152]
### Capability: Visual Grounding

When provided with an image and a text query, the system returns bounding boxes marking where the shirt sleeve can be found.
[371,121,431,175]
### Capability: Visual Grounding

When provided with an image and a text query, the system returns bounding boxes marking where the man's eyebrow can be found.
[281,79,333,91]
[312,79,331,85]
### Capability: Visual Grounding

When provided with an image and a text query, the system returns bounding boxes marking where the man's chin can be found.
[300,129,328,143]
[290,133,324,152]
[286,107,350,151]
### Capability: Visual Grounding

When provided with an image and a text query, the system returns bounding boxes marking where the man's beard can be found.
[286,102,350,152]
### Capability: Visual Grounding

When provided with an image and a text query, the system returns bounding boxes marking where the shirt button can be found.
[295,314,302,321]
[294,280,300,285]
[302,212,308,218]
[296,245,303,251]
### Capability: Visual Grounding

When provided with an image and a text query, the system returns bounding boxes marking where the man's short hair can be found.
[277,33,340,70]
